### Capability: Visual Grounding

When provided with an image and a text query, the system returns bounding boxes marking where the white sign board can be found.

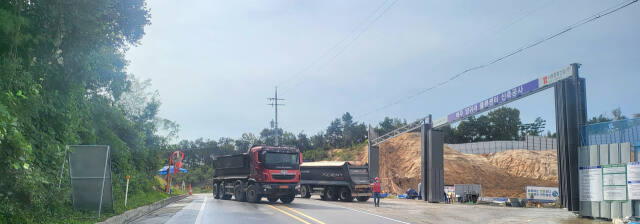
[603,186,627,201]
[602,164,627,201]
[526,186,559,201]
[579,166,602,202]
[627,162,640,200]
[604,174,627,185]
[444,186,455,194]
[538,66,572,88]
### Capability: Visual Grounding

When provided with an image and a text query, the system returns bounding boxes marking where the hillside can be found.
[350,132,558,198]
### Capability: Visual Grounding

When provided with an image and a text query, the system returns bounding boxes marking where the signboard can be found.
[602,164,627,201]
[627,162,640,200]
[526,186,559,202]
[579,166,602,201]
[433,65,573,128]
[538,66,573,89]
[444,185,455,194]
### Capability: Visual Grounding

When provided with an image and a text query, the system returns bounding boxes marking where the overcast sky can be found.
[126,0,640,141]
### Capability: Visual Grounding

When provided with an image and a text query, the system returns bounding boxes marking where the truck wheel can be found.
[356,196,370,202]
[267,197,279,203]
[234,184,247,202]
[300,185,311,198]
[246,184,261,203]
[213,182,220,199]
[220,183,232,200]
[326,187,338,201]
[280,195,294,204]
[339,188,353,202]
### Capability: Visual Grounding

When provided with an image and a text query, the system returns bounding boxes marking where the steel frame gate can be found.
[368,63,586,210]
[554,67,587,211]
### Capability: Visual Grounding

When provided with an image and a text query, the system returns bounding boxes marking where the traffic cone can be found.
[189,183,192,195]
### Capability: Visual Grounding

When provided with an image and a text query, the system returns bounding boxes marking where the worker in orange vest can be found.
[371,177,382,207]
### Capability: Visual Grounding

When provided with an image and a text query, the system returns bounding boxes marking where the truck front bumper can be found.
[259,183,297,196]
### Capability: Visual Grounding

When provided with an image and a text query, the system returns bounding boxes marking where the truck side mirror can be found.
[299,153,303,164]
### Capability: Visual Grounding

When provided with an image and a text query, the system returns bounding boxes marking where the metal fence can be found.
[579,118,640,146]
[577,118,640,220]
[446,136,557,154]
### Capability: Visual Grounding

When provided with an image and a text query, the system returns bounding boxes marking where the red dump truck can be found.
[212,145,302,203]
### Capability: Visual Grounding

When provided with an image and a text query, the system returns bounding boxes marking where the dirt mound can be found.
[487,149,558,182]
[355,132,558,198]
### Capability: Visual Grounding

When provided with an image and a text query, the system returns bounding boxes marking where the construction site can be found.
[329,132,559,198]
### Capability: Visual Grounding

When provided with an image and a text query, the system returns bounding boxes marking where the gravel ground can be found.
[314,196,611,224]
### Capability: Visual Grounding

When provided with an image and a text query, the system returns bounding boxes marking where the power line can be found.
[280,0,392,88]
[356,1,554,117]
[357,0,638,119]
[280,0,400,91]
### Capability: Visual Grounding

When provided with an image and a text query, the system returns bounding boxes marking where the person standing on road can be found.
[448,191,455,204]
[371,177,382,207]
[444,192,449,203]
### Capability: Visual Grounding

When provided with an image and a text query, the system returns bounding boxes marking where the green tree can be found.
[235,133,258,152]
[520,117,546,137]
[374,117,407,136]
[487,107,521,140]
[455,115,491,142]
[340,112,367,147]
[296,132,311,151]
[589,114,613,124]
[612,107,627,120]
[325,118,343,147]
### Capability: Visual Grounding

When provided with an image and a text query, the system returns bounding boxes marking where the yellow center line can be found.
[267,204,312,224]
[278,204,327,224]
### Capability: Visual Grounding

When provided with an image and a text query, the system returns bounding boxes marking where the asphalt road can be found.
[132,194,408,224]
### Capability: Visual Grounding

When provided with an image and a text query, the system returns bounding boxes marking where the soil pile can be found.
[487,149,558,182]
[355,132,558,198]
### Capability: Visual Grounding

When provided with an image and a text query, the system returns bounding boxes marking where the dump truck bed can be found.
[212,153,250,179]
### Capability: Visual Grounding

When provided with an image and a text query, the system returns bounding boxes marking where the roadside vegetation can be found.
[0,1,182,223]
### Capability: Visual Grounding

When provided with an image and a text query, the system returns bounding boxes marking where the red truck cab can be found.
[249,146,302,197]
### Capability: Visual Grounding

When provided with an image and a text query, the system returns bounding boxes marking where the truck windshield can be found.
[264,153,299,166]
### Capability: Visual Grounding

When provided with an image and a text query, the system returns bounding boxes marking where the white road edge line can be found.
[194,195,207,224]
[333,205,411,224]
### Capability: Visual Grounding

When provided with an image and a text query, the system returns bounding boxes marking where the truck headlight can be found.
[264,185,272,189]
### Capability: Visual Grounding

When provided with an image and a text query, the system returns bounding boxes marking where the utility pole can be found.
[268,87,284,146]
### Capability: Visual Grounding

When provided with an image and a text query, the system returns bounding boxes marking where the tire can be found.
[267,197,279,203]
[300,185,311,199]
[280,195,294,204]
[339,187,353,202]
[213,182,220,199]
[356,196,370,202]
[246,184,261,203]
[326,187,338,201]
[220,183,232,200]
[234,183,246,202]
